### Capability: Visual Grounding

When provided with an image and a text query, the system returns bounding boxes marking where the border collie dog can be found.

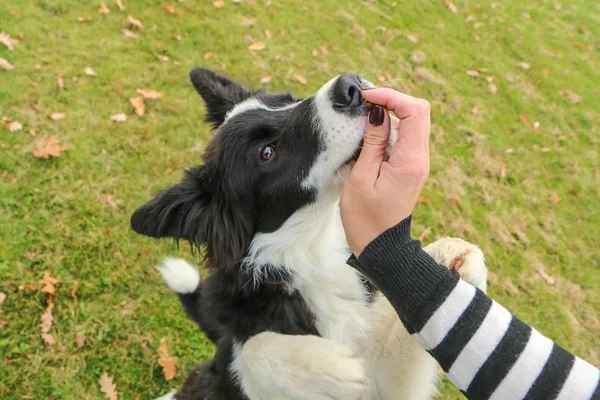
[131,68,488,400]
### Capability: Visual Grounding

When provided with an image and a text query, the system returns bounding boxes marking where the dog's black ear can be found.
[189,67,252,127]
[131,166,212,245]
[131,166,255,267]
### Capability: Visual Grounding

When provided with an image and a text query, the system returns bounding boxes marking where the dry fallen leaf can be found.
[466,70,480,77]
[41,333,56,345]
[0,58,14,71]
[39,271,59,296]
[0,292,6,305]
[264,29,272,39]
[50,113,66,121]
[0,32,18,51]
[311,49,318,57]
[418,227,432,242]
[520,113,534,131]
[33,137,71,158]
[99,373,118,400]
[4,118,22,132]
[292,74,307,85]
[99,2,110,14]
[116,0,126,11]
[417,195,431,204]
[121,29,139,39]
[157,337,178,381]
[71,279,79,299]
[23,251,36,260]
[320,46,329,57]
[136,88,163,99]
[445,0,458,13]
[516,62,530,70]
[203,52,214,60]
[110,113,127,122]
[500,164,507,178]
[540,147,552,152]
[170,34,181,40]
[156,54,170,62]
[213,0,225,7]
[56,75,64,89]
[130,97,145,116]
[248,42,266,51]
[128,15,143,30]
[76,332,86,348]
[0,319,8,327]
[488,83,497,94]
[160,4,182,14]
[40,303,54,334]
[260,76,272,84]
[502,278,519,295]
[549,193,561,203]
[77,16,92,22]
[164,167,173,175]
[84,67,97,76]
[407,34,419,43]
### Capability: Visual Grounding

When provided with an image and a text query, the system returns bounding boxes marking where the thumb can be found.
[351,105,390,185]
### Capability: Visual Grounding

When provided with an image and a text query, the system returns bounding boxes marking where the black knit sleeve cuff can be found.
[346,216,455,331]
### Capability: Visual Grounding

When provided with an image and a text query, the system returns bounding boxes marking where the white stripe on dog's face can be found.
[225,97,302,122]
[301,77,372,191]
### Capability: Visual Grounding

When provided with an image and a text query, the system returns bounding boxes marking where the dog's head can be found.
[131,68,373,267]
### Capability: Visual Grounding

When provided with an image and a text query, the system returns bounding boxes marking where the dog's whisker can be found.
[358,58,377,79]
[336,168,375,199]
[374,77,403,88]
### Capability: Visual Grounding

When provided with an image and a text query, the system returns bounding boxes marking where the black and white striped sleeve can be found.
[347,217,600,400]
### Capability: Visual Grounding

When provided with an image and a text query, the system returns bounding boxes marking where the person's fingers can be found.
[362,88,431,167]
[351,105,390,186]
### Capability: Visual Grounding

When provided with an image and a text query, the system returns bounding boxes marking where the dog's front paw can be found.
[241,333,368,400]
[423,238,488,292]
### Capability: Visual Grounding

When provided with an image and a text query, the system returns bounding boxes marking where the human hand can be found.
[340,88,431,256]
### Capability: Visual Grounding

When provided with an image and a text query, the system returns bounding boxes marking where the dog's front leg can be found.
[231,332,368,400]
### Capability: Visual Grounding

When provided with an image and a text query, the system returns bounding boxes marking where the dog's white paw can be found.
[240,332,368,400]
[153,389,177,400]
[423,238,488,292]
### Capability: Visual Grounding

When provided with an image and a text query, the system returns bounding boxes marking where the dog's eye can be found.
[260,144,276,162]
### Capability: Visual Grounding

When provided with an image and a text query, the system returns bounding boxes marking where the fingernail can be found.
[369,105,385,126]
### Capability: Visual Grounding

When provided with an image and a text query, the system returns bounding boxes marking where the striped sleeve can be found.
[349,216,600,400]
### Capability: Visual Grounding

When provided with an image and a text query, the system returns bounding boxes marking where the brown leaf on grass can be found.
[106,194,121,212]
[99,2,110,14]
[418,227,432,242]
[50,113,66,121]
[407,34,419,43]
[516,62,530,70]
[572,42,584,48]
[445,0,458,13]
[23,251,36,260]
[130,97,145,116]
[0,319,7,327]
[264,29,272,39]
[99,373,118,400]
[84,66,97,76]
[540,147,552,152]
[170,34,181,41]
[121,29,139,39]
[128,15,143,30]
[41,333,56,345]
[113,82,122,94]
[292,74,307,85]
[532,262,556,285]
[77,16,92,22]
[110,113,127,122]
[156,54,169,62]
[39,271,59,296]
[203,52,214,60]
[417,195,431,204]
[157,337,178,381]
[446,196,460,204]
[248,42,266,51]
[520,113,534,131]
[260,76,272,84]
[116,0,126,11]
[466,70,480,77]
[136,88,163,99]
[311,49,318,57]
[56,75,64,89]
[19,284,36,291]
[564,90,582,104]
[0,32,18,51]
[164,167,173,175]
[71,279,79,299]
[0,292,6,305]
[3,117,22,132]
[549,193,561,203]
[40,302,54,334]
[76,332,86,348]
[160,4,182,15]
[213,0,225,8]
[33,137,71,158]
[501,278,519,295]
[0,58,14,71]
[500,164,507,178]
[320,46,329,57]
[488,83,497,94]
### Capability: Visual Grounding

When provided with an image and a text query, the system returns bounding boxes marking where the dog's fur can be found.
[131,68,488,400]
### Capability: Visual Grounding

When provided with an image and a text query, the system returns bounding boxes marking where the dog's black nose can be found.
[332,73,363,107]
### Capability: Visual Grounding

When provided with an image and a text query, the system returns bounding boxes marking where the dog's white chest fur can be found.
[246,193,372,348]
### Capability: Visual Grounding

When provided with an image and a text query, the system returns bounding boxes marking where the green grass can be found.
[1,0,598,398]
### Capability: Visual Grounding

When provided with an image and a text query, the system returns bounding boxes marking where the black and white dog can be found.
[131,68,488,400]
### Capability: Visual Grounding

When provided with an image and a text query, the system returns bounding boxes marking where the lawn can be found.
[0,0,598,398]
